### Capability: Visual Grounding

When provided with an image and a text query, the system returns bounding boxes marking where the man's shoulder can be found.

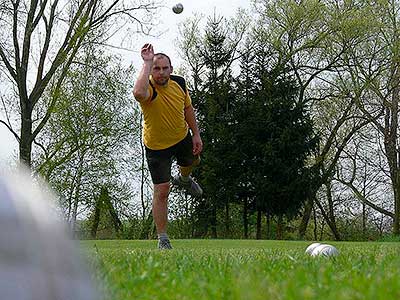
[170,75,187,93]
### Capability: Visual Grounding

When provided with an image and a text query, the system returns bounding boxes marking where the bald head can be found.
[154,53,172,66]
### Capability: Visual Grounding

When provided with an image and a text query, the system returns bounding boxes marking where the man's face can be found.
[151,56,172,86]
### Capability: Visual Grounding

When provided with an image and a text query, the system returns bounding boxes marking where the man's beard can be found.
[154,77,168,85]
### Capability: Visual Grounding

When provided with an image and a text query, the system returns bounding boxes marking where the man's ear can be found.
[170,66,173,73]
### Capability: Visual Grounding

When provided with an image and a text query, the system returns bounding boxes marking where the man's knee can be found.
[154,182,170,200]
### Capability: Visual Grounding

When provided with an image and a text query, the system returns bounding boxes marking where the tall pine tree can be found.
[235,55,319,238]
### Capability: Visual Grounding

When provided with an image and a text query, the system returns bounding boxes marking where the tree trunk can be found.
[362,202,366,239]
[71,184,81,237]
[313,206,318,240]
[393,183,400,235]
[319,218,325,240]
[65,170,76,221]
[393,57,400,235]
[266,212,271,239]
[140,213,154,239]
[211,205,217,238]
[384,108,400,235]
[314,198,342,240]
[19,101,33,166]
[384,52,400,235]
[90,195,101,239]
[71,187,80,238]
[325,180,340,238]
[70,154,84,237]
[224,202,229,237]
[276,215,283,240]
[362,165,367,239]
[298,197,314,239]
[243,197,248,239]
[191,205,196,238]
[256,209,262,240]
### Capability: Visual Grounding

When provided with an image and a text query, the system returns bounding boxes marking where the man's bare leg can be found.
[152,182,172,249]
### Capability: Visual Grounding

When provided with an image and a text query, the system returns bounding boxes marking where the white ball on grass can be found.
[305,242,321,255]
[172,3,184,14]
[311,244,339,257]
[0,167,99,300]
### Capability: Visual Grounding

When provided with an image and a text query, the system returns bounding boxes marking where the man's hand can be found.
[192,134,203,156]
[141,43,154,62]
[133,43,153,101]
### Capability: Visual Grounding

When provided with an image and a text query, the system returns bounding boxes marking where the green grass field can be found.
[81,240,400,300]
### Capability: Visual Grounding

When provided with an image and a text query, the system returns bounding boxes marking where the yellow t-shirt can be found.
[138,75,192,150]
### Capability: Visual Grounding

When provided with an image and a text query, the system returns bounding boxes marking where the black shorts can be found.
[145,132,197,184]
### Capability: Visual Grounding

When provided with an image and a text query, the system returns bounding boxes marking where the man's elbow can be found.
[133,88,146,101]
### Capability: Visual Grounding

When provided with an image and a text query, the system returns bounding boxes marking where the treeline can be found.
[157,0,400,241]
[2,0,400,241]
[177,14,319,239]
[79,1,400,241]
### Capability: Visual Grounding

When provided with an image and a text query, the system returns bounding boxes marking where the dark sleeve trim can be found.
[170,75,187,94]
[149,81,157,101]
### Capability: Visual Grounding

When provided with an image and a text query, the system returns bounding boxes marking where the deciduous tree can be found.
[0,0,160,167]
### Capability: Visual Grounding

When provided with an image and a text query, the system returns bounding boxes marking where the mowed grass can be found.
[81,239,400,300]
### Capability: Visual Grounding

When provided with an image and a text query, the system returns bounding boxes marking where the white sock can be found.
[158,232,169,240]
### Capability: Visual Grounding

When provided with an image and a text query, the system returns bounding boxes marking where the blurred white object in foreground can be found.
[310,243,339,257]
[0,167,98,300]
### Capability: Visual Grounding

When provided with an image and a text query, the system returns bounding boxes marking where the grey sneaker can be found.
[172,175,203,197]
[158,238,173,250]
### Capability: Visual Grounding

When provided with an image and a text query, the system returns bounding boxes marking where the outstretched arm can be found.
[133,44,154,101]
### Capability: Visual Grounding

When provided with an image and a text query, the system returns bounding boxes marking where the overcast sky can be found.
[135,0,252,63]
[0,0,252,164]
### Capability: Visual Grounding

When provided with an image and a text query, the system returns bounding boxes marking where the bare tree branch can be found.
[336,177,394,218]
[0,119,20,142]
[0,46,17,80]
[35,0,58,85]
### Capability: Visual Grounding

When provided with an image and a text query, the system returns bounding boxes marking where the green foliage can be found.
[178,7,319,238]
[83,240,400,300]
[182,13,246,237]
[235,64,318,217]
[378,234,400,242]
[84,186,123,239]
[34,45,138,230]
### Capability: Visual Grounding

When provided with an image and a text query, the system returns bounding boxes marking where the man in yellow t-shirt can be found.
[133,43,203,250]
